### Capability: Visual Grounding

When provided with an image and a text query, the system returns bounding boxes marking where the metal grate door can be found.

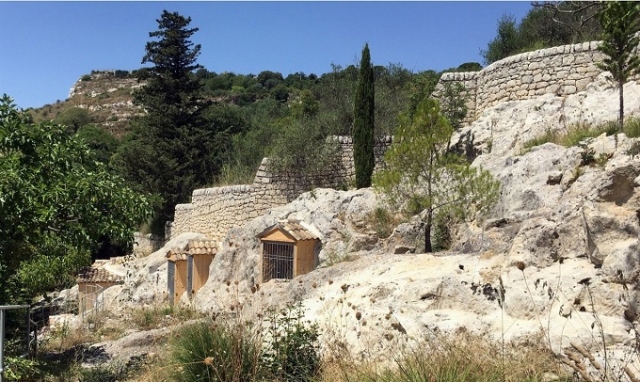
[187,256,194,298]
[167,261,175,305]
[262,241,294,282]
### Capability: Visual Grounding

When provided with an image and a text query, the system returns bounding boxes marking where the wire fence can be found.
[0,305,36,382]
[79,284,105,321]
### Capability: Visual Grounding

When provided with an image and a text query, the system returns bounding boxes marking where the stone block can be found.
[576,78,591,92]
[562,55,575,65]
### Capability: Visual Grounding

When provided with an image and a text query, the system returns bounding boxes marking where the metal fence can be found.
[79,284,105,321]
[262,242,294,282]
[0,305,36,382]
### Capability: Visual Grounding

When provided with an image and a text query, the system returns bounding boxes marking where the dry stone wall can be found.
[170,136,391,241]
[434,38,638,123]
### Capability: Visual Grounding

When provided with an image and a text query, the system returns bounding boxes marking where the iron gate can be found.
[187,256,193,298]
[167,261,175,305]
[262,241,294,282]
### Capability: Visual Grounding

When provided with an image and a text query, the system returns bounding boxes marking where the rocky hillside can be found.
[29,70,143,137]
[72,69,640,380]
[32,49,640,380]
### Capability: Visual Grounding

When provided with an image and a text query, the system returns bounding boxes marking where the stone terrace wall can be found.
[434,39,618,122]
[170,136,391,241]
[132,232,165,256]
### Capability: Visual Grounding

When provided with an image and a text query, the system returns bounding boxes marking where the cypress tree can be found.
[597,1,640,131]
[113,10,212,235]
[353,43,375,189]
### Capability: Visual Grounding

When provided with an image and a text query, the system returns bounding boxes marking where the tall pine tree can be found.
[353,43,375,189]
[597,1,640,131]
[113,10,212,235]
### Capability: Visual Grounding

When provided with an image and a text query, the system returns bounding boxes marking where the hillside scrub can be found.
[374,98,500,253]
[522,117,640,151]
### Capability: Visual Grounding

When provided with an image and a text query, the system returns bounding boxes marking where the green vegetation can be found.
[262,305,321,382]
[596,1,640,130]
[522,118,640,151]
[373,98,499,253]
[169,320,262,382]
[165,305,320,382]
[0,95,152,304]
[482,2,604,64]
[54,107,93,133]
[341,336,566,382]
[112,10,238,234]
[353,43,376,189]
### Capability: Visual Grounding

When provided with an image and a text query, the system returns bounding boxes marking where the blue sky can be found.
[1,1,533,109]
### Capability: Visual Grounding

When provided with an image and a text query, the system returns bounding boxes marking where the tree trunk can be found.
[619,79,625,132]
[424,209,433,253]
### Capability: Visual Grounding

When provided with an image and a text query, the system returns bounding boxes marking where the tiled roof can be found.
[257,220,319,241]
[187,240,218,255]
[166,239,217,260]
[77,267,124,284]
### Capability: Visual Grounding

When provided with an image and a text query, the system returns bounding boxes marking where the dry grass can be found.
[128,303,204,331]
[522,121,619,152]
[365,207,406,239]
[322,332,570,382]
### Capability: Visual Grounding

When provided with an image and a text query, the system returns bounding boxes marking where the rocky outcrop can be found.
[86,41,640,378]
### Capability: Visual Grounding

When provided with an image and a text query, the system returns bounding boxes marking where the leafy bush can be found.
[262,305,321,382]
[624,117,640,138]
[3,356,40,381]
[169,319,262,382]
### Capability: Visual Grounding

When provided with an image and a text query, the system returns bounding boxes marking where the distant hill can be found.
[28,70,144,138]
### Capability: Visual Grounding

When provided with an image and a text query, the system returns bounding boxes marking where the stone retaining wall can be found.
[433,38,639,123]
[132,232,165,256]
[170,136,392,241]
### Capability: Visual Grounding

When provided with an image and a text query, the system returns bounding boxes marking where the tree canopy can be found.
[482,2,604,65]
[113,10,238,235]
[373,98,499,253]
[596,1,640,130]
[353,43,375,189]
[0,95,152,303]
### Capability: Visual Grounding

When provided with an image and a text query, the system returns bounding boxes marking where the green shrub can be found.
[432,211,453,252]
[3,356,40,381]
[523,121,621,151]
[624,117,640,138]
[262,304,321,382]
[559,122,615,147]
[81,75,92,81]
[169,319,262,382]
[367,207,400,239]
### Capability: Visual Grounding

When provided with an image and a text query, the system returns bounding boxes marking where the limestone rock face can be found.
[112,74,640,378]
[453,72,640,157]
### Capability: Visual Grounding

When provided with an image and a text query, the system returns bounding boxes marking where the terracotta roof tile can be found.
[257,220,319,241]
[166,239,217,260]
[76,267,124,284]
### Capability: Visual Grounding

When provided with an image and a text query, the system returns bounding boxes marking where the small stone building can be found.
[166,240,216,304]
[257,220,320,283]
[76,266,123,314]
